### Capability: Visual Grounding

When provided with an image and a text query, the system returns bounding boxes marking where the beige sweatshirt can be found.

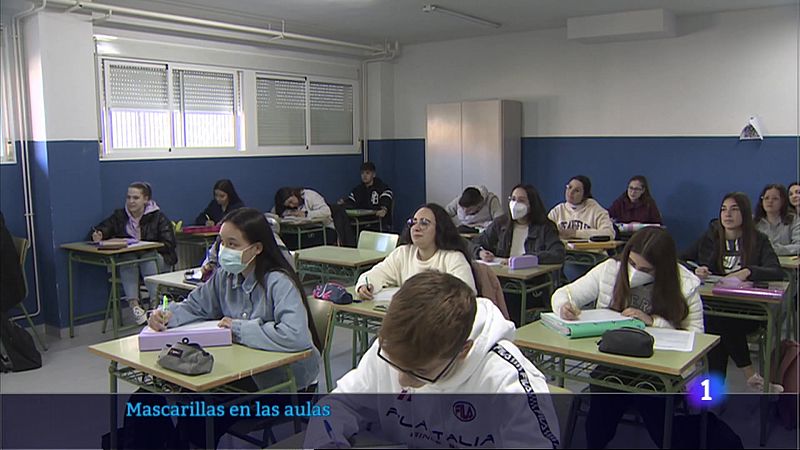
[356,244,477,294]
[547,198,615,239]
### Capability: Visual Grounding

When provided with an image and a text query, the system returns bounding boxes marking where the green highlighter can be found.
[161,295,169,313]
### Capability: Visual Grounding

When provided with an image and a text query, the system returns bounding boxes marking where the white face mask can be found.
[628,264,655,287]
[509,200,528,221]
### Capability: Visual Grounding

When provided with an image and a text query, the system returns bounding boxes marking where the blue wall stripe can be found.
[1,136,795,329]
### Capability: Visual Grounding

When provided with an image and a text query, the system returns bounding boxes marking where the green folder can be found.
[540,312,645,339]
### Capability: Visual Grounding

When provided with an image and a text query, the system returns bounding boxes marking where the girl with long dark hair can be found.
[195,179,245,225]
[149,208,321,391]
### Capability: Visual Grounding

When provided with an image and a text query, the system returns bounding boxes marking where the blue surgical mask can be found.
[218,244,255,274]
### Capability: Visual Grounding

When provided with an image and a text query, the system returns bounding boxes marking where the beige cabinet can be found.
[425,100,521,206]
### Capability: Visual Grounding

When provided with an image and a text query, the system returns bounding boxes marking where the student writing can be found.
[305,271,560,449]
[356,204,476,299]
[683,192,783,392]
[90,182,176,325]
[194,179,245,226]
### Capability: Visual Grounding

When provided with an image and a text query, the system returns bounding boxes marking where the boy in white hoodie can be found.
[305,271,560,449]
[548,175,615,240]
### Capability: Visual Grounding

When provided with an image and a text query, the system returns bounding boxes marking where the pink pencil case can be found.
[711,281,784,301]
[508,255,538,270]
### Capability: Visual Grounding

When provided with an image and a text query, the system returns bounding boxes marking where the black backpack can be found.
[0,318,42,372]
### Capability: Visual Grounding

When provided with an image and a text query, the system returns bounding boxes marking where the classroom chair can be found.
[357,230,399,253]
[11,236,47,351]
[226,297,334,447]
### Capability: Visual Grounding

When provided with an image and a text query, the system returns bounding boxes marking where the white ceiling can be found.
[5,0,798,46]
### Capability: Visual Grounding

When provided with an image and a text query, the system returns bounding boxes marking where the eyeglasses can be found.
[377,344,461,384]
[407,218,433,229]
[627,186,645,192]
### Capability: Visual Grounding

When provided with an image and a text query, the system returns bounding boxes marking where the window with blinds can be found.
[102,60,238,154]
[256,76,355,148]
[256,76,306,146]
[1,30,15,163]
[310,81,353,145]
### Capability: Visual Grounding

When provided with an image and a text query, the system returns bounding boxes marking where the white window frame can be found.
[0,27,15,164]
[252,72,360,156]
[98,57,243,160]
[254,73,309,152]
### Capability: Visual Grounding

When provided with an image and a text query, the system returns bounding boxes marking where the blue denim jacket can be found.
[168,268,320,390]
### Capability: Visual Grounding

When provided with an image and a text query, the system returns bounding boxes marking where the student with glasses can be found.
[547,175,615,240]
[305,271,560,449]
[683,192,783,392]
[608,175,663,225]
[356,203,476,300]
[551,227,703,448]
[754,183,800,256]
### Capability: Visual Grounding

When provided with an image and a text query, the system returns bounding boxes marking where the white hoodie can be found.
[304,298,560,448]
[547,198,615,239]
[550,259,704,333]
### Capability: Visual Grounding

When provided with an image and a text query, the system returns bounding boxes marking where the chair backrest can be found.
[11,236,30,297]
[471,261,510,321]
[357,231,399,253]
[307,297,334,354]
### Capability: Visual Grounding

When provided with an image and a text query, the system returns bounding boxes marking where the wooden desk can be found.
[346,209,383,235]
[563,240,625,267]
[61,241,163,338]
[279,218,329,249]
[515,321,719,448]
[175,231,218,269]
[297,246,388,285]
[699,280,789,446]
[89,335,311,448]
[485,263,562,325]
[144,268,201,297]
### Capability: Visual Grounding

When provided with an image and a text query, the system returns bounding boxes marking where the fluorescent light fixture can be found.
[422,4,501,29]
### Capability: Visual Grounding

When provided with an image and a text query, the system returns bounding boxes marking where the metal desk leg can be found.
[109,257,121,338]
[662,394,674,449]
[69,252,76,338]
[760,303,778,446]
[518,280,528,326]
[323,313,335,392]
[205,416,215,449]
[109,361,118,450]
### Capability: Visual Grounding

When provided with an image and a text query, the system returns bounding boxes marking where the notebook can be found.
[540,309,645,339]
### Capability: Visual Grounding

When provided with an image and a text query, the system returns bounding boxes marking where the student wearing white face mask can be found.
[474,184,565,265]
[550,227,703,448]
[473,184,565,325]
[551,227,703,332]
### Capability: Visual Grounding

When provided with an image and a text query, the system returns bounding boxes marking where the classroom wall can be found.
[367,5,799,248]
[0,12,367,330]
